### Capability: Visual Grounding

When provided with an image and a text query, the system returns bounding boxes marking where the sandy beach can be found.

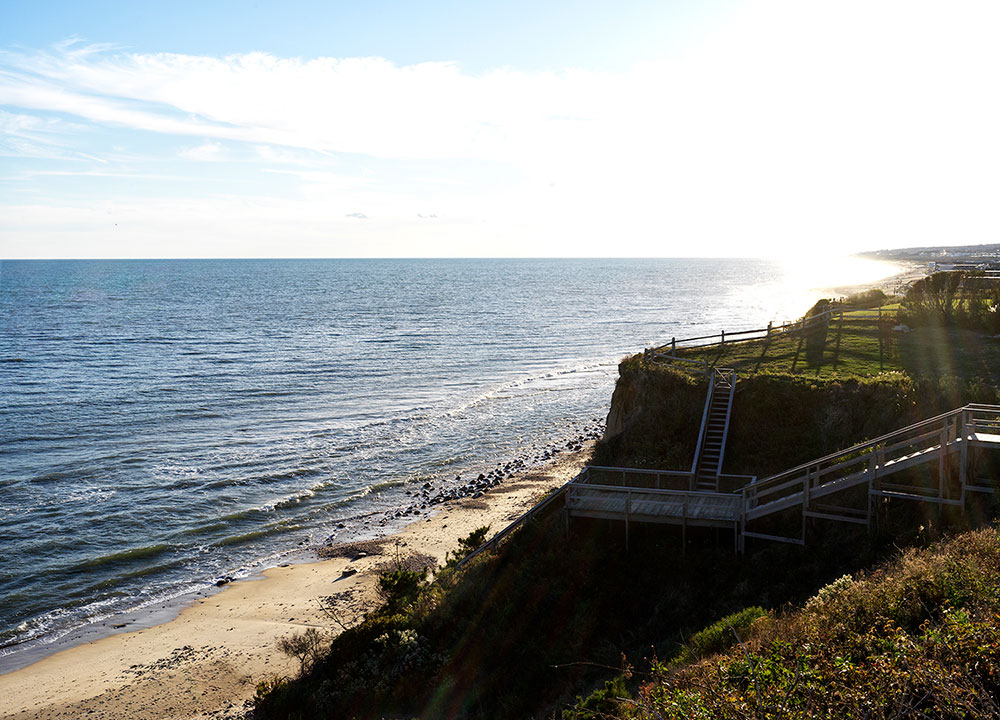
[837,259,927,298]
[0,445,593,720]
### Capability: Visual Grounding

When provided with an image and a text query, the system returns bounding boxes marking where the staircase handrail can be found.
[750,406,965,488]
[690,369,717,481]
[744,405,1000,510]
[714,369,737,477]
[578,465,755,489]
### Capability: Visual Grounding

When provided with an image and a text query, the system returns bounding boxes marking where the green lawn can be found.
[669,309,904,377]
[667,307,1000,381]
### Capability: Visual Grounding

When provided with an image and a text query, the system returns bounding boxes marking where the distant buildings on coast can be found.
[861,243,1000,275]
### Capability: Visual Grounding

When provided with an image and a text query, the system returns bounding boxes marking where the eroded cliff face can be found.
[597,353,996,477]
[593,355,705,470]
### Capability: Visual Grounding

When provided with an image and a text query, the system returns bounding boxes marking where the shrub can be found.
[563,676,633,719]
[444,525,491,568]
[638,528,1000,719]
[673,606,767,665]
[276,627,328,675]
[376,566,428,612]
[845,288,888,308]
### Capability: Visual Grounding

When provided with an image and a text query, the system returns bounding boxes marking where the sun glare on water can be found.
[740,254,906,325]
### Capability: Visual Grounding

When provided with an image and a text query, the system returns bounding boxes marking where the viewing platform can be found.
[566,404,1000,551]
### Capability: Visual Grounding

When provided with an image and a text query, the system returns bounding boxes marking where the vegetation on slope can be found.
[578,526,1000,719]
[256,507,911,719]
[594,354,998,477]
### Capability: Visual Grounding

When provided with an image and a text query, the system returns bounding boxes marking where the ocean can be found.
[0,257,898,666]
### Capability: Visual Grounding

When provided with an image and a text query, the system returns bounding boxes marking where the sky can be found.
[2,0,999,259]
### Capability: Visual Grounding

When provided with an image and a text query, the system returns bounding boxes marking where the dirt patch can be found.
[317,538,390,560]
[455,499,488,509]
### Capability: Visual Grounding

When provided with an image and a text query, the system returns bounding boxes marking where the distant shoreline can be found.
[832,258,925,298]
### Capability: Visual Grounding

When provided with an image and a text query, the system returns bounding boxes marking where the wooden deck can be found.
[567,404,1000,550]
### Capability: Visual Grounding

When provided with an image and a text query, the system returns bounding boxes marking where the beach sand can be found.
[0,445,593,720]
[834,259,927,298]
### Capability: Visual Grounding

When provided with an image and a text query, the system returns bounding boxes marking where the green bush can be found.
[638,527,1000,719]
[674,605,767,665]
[845,288,889,308]
[563,676,633,720]
[444,525,491,568]
[376,566,427,612]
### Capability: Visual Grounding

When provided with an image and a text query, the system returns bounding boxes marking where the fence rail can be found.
[649,304,903,361]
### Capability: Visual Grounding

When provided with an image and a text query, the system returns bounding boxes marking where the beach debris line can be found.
[317,420,604,547]
[379,420,604,523]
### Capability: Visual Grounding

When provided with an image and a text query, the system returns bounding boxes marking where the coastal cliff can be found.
[255,283,1000,720]
[596,352,999,477]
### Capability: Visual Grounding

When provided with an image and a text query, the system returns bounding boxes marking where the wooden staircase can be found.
[567,404,1000,552]
[739,404,1000,548]
[691,369,736,491]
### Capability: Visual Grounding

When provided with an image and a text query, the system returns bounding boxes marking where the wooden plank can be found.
[965,484,998,494]
[812,502,867,517]
[804,510,869,525]
[869,490,964,506]
[742,530,805,545]
[567,508,734,528]
[751,474,807,499]
[745,492,804,520]
[882,427,949,455]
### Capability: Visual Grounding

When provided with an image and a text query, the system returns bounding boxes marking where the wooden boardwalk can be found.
[567,404,1000,551]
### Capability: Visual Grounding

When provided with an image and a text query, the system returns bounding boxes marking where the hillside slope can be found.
[601,526,1000,719]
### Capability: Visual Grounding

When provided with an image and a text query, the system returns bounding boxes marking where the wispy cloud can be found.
[178,141,227,161]
[3,1,1000,258]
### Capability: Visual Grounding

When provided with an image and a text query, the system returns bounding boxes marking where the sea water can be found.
[0,257,898,664]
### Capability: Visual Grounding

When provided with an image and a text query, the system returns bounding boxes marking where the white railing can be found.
[566,483,742,523]
[461,405,1000,563]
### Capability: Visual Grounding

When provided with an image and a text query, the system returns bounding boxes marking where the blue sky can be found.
[1,1,731,72]
[2,0,1000,259]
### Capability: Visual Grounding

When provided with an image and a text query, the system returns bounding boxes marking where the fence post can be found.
[625,490,631,552]
[739,487,747,554]
[939,424,947,501]
[671,337,676,354]
[682,495,688,556]
[960,409,968,493]
[721,330,726,344]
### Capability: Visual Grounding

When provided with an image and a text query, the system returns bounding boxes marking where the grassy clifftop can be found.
[594,352,999,478]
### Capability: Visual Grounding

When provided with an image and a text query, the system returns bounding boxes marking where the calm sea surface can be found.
[0,257,896,664]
